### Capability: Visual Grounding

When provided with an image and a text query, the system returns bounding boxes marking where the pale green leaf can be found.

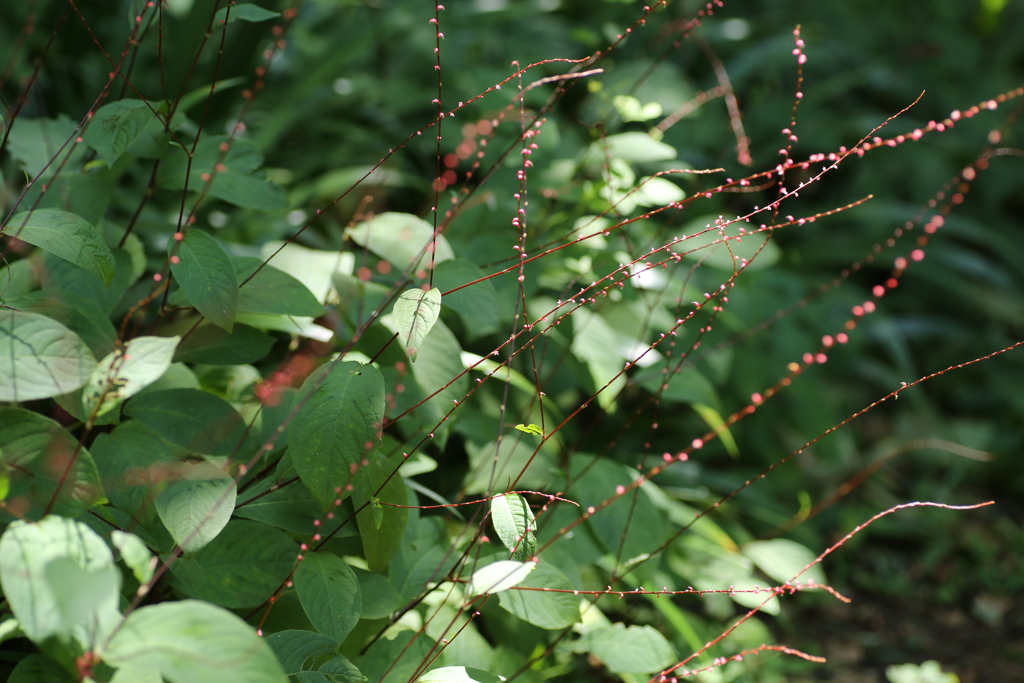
[497,563,579,629]
[490,493,537,561]
[82,335,180,417]
[346,213,454,271]
[154,461,236,553]
[0,310,97,401]
[105,600,287,683]
[467,560,536,596]
[392,287,441,362]
[418,667,506,683]
[742,538,827,586]
[573,623,676,674]
[111,530,155,585]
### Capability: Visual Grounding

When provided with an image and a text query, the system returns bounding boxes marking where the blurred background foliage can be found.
[2,0,1022,680]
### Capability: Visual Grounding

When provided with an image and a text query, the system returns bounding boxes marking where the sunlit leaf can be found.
[490,493,537,561]
[392,287,441,362]
[0,310,96,401]
[154,461,236,553]
[467,560,536,596]
[82,335,180,417]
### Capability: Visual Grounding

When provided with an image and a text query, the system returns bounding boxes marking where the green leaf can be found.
[4,209,116,284]
[264,634,339,675]
[4,115,83,179]
[418,667,506,683]
[172,520,296,608]
[289,362,385,509]
[234,256,326,317]
[573,623,676,674]
[0,408,106,521]
[111,530,155,585]
[0,517,120,648]
[497,563,579,629]
[467,560,536,596]
[741,538,827,586]
[124,388,248,455]
[265,630,339,674]
[354,567,403,619]
[294,552,362,642]
[8,653,77,682]
[105,600,288,683]
[490,493,537,561]
[392,287,441,362]
[173,323,274,365]
[346,213,454,272]
[154,461,236,553]
[583,132,677,166]
[353,453,409,571]
[431,259,500,338]
[83,99,155,166]
[514,424,543,436]
[82,335,180,418]
[90,420,175,524]
[569,308,626,413]
[214,3,280,25]
[0,309,97,401]
[170,230,239,332]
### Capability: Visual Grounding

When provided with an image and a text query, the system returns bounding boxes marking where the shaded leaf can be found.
[392,287,441,362]
[4,209,115,284]
[353,453,409,571]
[294,552,362,642]
[124,388,248,455]
[359,631,434,683]
[173,323,274,365]
[173,520,296,608]
[214,3,280,25]
[265,630,338,674]
[170,230,238,332]
[83,99,154,166]
[289,362,385,509]
[0,408,106,521]
[497,563,579,629]
[234,256,326,317]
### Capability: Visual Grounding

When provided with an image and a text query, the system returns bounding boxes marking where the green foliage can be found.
[0,0,1019,682]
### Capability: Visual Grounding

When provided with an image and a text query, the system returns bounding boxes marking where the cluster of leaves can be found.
[1,1,1022,682]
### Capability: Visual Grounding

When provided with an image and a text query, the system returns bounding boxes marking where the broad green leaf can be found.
[289,362,385,509]
[8,653,77,682]
[261,241,354,304]
[105,600,287,683]
[353,453,409,571]
[170,230,239,332]
[173,323,274,365]
[573,623,676,674]
[0,517,120,649]
[354,567,403,619]
[83,99,154,166]
[407,318,467,444]
[741,538,826,586]
[5,115,82,179]
[265,630,339,674]
[172,520,296,608]
[637,365,719,409]
[0,309,97,401]
[0,408,106,521]
[497,563,579,629]
[154,461,236,553]
[583,132,677,166]
[82,335,180,418]
[569,455,665,564]
[346,212,454,271]
[124,388,248,455]
[463,438,554,496]
[233,476,330,534]
[4,292,118,359]
[418,667,506,683]
[40,248,135,316]
[4,209,116,284]
[431,259,499,338]
[692,554,780,615]
[90,420,176,524]
[317,654,364,681]
[157,136,287,211]
[234,256,326,317]
[214,3,280,25]
[393,287,441,362]
[467,560,536,596]
[490,493,537,561]
[111,530,156,585]
[294,552,362,642]
[570,308,626,413]
[678,214,780,271]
